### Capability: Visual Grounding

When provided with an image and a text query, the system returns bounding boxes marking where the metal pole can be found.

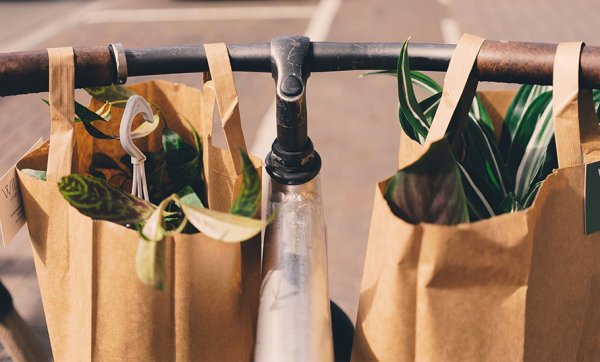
[255,179,333,362]
[255,36,332,362]
[3,40,600,95]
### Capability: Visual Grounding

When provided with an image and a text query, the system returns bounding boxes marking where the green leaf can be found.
[178,185,204,209]
[162,127,204,201]
[360,70,396,77]
[58,174,155,225]
[85,85,136,106]
[180,200,264,242]
[42,99,115,139]
[42,98,108,123]
[523,180,543,208]
[21,168,46,181]
[75,101,108,123]
[593,89,600,120]
[410,71,442,94]
[89,153,130,183]
[384,139,469,225]
[500,85,551,160]
[500,192,519,213]
[472,93,495,133]
[421,92,442,120]
[398,92,441,141]
[508,91,554,200]
[80,112,160,141]
[119,151,168,203]
[362,70,443,95]
[456,163,497,220]
[405,90,511,202]
[163,127,190,161]
[229,149,260,217]
[397,39,430,141]
[136,205,166,289]
[462,115,511,197]
[92,153,126,171]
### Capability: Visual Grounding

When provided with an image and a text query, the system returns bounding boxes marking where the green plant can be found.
[57,148,262,289]
[385,139,468,225]
[32,84,263,288]
[380,39,600,223]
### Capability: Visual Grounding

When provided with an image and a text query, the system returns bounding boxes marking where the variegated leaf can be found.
[180,202,264,243]
[58,174,155,225]
[85,85,136,106]
[136,205,166,289]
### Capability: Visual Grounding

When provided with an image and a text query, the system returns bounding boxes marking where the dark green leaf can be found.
[361,69,443,95]
[593,89,600,121]
[120,152,168,203]
[360,70,395,77]
[92,153,125,171]
[472,93,495,133]
[500,192,519,213]
[42,99,114,139]
[500,85,551,160]
[398,92,441,140]
[384,139,469,225]
[162,127,204,199]
[410,71,442,94]
[85,85,136,106]
[462,117,511,196]
[507,92,552,174]
[163,127,193,163]
[415,91,511,202]
[507,91,553,200]
[397,39,430,140]
[456,162,499,220]
[229,149,260,217]
[58,174,155,225]
[74,101,108,123]
[417,92,442,126]
[89,170,106,180]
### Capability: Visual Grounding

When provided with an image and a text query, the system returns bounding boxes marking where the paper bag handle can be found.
[46,47,75,183]
[553,42,600,168]
[423,34,485,148]
[203,43,248,175]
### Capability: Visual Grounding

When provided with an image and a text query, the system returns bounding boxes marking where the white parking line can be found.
[84,5,316,24]
[440,17,461,43]
[250,0,342,157]
[304,0,343,41]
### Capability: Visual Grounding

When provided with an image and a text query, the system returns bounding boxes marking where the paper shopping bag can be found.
[353,35,600,361]
[16,44,261,361]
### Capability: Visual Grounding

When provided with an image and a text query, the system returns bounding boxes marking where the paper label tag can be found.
[585,160,600,235]
[0,138,44,247]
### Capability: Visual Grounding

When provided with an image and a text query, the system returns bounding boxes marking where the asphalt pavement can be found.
[1,0,600,360]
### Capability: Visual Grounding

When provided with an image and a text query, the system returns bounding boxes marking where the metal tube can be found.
[255,177,333,362]
[3,40,600,96]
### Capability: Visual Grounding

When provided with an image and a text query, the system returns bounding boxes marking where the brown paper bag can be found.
[353,35,600,361]
[16,44,261,361]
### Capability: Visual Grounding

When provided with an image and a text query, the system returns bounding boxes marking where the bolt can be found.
[281,75,303,97]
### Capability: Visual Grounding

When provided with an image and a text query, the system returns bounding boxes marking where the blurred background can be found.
[1,0,599,359]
